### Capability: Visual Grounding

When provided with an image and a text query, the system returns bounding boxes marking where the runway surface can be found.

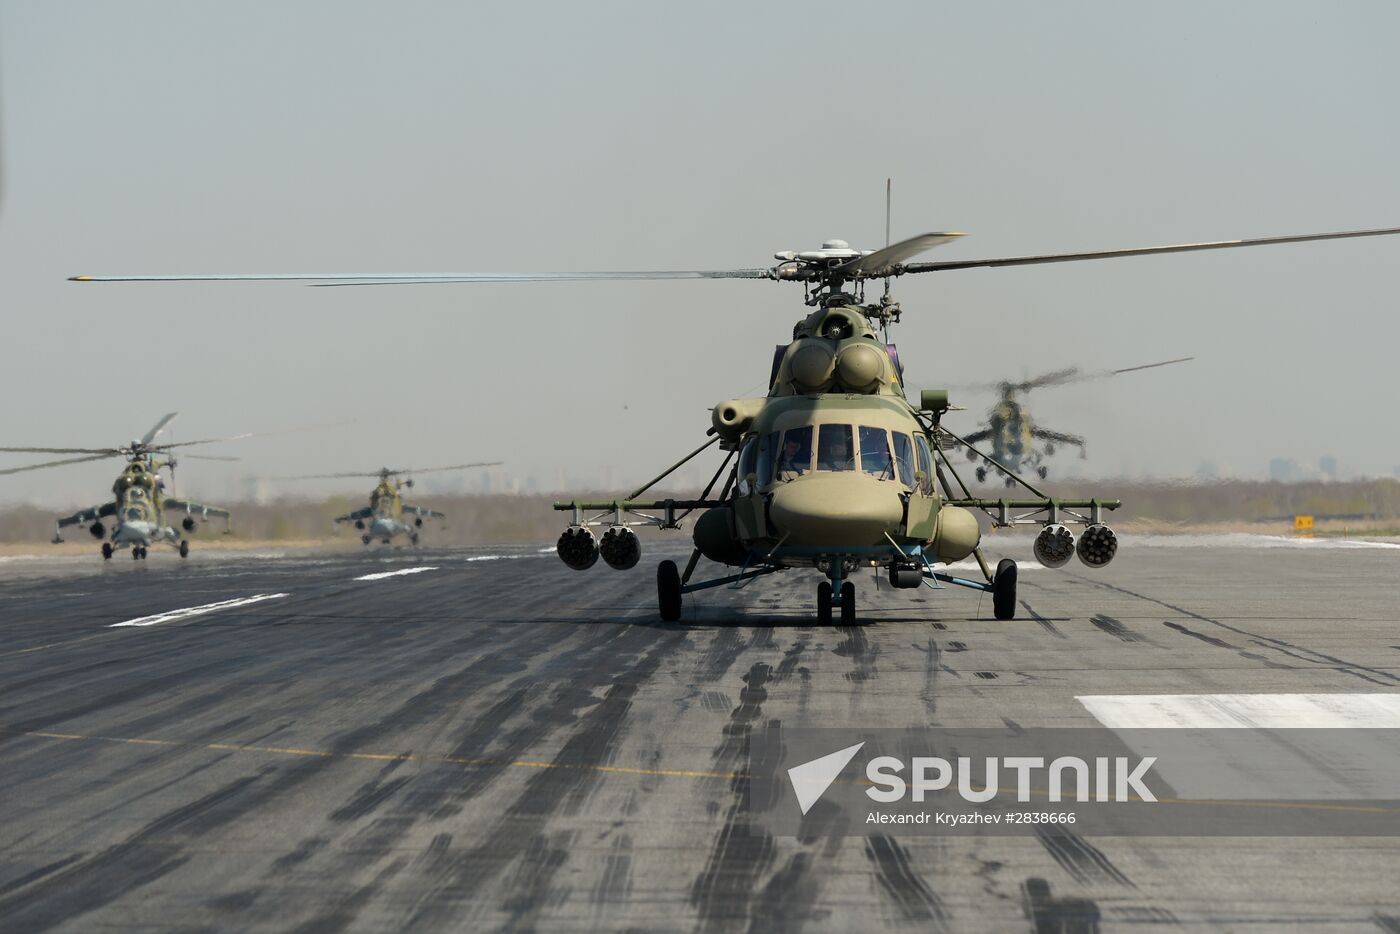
[1,535,1398,932]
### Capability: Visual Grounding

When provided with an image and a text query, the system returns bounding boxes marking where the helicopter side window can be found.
[817,424,855,472]
[737,436,758,493]
[776,426,812,479]
[858,426,894,480]
[893,432,915,487]
[914,434,935,494]
[756,431,778,486]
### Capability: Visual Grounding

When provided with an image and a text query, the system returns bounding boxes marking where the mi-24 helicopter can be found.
[70,221,1400,619]
[948,356,1194,485]
[277,463,501,545]
[0,413,236,560]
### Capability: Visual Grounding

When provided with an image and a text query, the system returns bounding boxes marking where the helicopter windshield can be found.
[817,424,855,472]
[893,433,915,487]
[859,426,894,480]
[776,427,812,479]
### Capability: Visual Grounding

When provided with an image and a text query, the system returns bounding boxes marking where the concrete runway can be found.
[1,535,1398,932]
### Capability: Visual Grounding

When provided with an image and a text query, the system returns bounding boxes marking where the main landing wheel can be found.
[817,581,832,626]
[839,581,856,626]
[179,540,190,559]
[101,543,112,560]
[993,558,1018,621]
[657,560,682,622]
[361,534,371,545]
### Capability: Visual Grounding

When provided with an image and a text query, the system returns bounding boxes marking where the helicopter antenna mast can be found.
[880,178,895,340]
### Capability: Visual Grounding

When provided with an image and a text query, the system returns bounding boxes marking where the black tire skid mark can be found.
[1022,877,1101,934]
[1020,601,1067,638]
[863,834,948,928]
[1033,826,1134,887]
[1090,614,1148,644]
[1067,572,1400,685]
[0,769,269,931]
[589,833,633,909]
[833,625,878,683]
[394,632,686,931]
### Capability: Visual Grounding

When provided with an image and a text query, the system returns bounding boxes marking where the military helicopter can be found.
[277,463,501,545]
[69,221,1400,619]
[949,356,1194,485]
[0,413,234,559]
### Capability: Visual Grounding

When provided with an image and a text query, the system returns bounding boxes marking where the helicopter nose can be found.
[768,474,904,547]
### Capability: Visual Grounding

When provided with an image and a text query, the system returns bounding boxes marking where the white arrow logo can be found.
[787,742,865,815]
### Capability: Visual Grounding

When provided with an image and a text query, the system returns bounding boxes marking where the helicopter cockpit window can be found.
[126,507,143,521]
[128,487,146,501]
[893,433,915,487]
[914,435,935,494]
[737,436,758,493]
[756,431,778,486]
[817,424,855,471]
[858,426,894,480]
[776,427,812,479]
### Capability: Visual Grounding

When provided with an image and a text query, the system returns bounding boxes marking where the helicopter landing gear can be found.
[179,540,190,559]
[993,558,1018,621]
[817,581,832,626]
[132,546,147,560]
[839,581,856,626]
[410,532,420,547]
[657,560,682,621]
[361,534,371,545]
[101,542,113,560]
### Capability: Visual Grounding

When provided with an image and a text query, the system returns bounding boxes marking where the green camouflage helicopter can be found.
[950,357,1194,486]
[70,222,1400,618]
[0,413,233,559]
[278,463,501,545]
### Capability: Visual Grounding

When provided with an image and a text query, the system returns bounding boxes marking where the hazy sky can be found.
[3,1,1399,507]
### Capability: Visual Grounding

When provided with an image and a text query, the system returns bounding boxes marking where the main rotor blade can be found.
[178,454,241,462]
[0,453,118,475]
[0,446,119,455]
[141,412,179,445]
[70,270,773,286]
[1026,355,1196,390]
[149,433,256,451]
[401,461,504,475]
[1018,367,1084,391]
[1110,355,1194,376]
[834,232,965,277]
[272,472,387,480]
[902,226,1400,274]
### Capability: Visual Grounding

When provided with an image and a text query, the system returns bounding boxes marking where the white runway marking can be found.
[353,566,439,581]
[110,593,290,628]
[1078,693,1400,729]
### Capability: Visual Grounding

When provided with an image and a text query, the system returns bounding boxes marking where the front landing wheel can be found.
[657,560,682,622]
[993,558,1017,620]
[817,581,832,626]
[101,543,113,560]
[179,540,190,559]
[839,581,856,626]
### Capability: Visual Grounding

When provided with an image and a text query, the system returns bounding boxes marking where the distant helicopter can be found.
[278,463,501,545]
[70,217,1400,619]
[0,413,234,559]
[950,357,1193,485]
